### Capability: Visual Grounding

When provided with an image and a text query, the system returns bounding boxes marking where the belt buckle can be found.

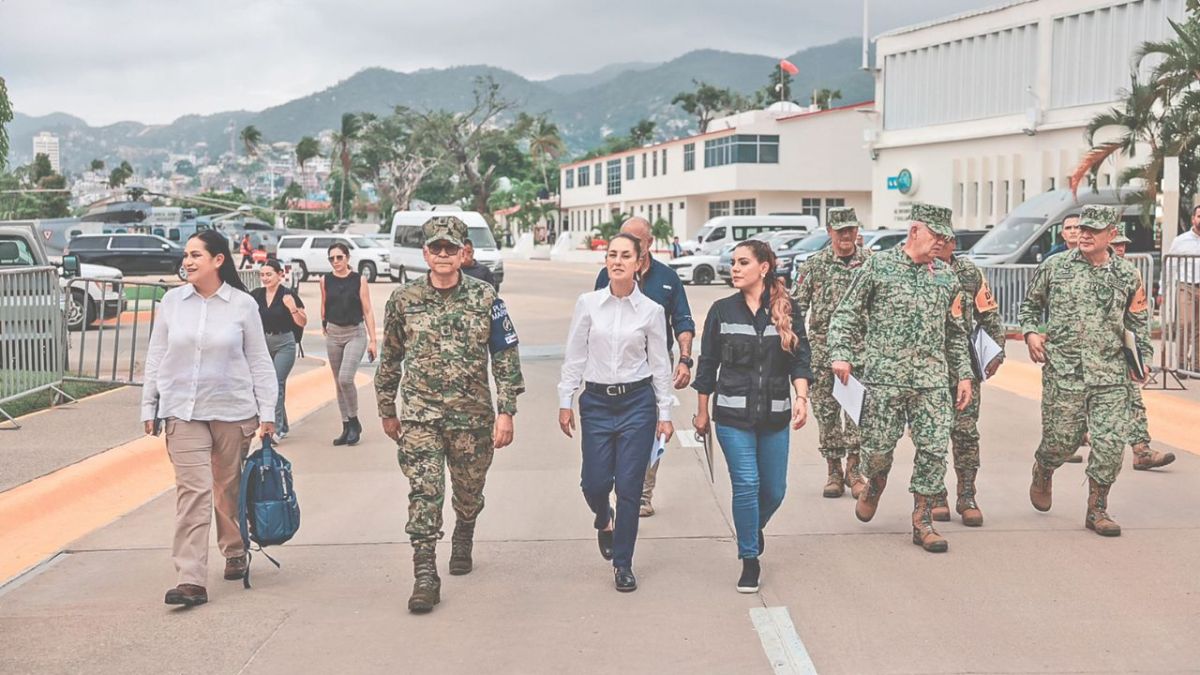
[606,384,622,396]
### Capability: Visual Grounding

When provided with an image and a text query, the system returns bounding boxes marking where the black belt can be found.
[265,330,293,336]
[585,377,652,397]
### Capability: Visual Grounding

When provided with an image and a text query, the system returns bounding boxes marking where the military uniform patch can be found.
[951,293,964,319]
[1129,283,1148,314]
[975,281,998,313]
[489,298,519,354]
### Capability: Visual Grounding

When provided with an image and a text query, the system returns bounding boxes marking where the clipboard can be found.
[693,416,715,483]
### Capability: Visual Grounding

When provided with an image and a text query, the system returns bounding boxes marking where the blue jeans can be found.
[579,385,656,570]
[264,333,297,433]
[715,423,789,559]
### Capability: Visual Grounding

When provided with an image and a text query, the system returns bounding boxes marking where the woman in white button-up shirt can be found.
[141,230,278,607]
[557,233,674,593]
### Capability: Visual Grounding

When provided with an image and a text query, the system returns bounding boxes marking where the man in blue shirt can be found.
[595,217,696,517]
[671,236,683,259]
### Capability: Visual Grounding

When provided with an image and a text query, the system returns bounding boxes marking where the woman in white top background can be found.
[141,230,278,607]
[557,233,674,593]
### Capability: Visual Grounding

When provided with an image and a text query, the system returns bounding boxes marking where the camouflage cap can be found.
[422,215,467,247]
[827,207,861,230]
[1112,222,1132,244]
[1078,204,1121,231]
[909,202,954,238]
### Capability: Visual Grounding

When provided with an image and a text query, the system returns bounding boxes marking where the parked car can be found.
[687,215,818,256]
[954,229,990,253]
[390,210,504,287]
[667,253,721,285]
[64,233,185,279]
[274,233,391,282]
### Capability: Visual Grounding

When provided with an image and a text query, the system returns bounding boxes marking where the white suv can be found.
[274,233,391,283]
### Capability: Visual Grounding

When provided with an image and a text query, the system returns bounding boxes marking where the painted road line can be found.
[0,368,370,585]
[985,359,1200,456]
[750,606,819,675]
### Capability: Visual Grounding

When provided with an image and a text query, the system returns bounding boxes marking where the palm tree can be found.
[629,119,656,146]
[1070,76,1161,198]
[526,115,565,193]
[294,136,320,195]
[240,125,263,159]
[814,88,843,110]
[330,113,363,221]
[89,158,104,172]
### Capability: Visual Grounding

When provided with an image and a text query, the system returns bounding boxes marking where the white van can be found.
[389,211,504,286]
[688,215,818,256]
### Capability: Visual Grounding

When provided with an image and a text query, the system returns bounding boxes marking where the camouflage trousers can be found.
[1128,381,1150,446]
[949,380,982,472]
[812,366,861,459]
[859,385,952,496]
[1035,377,1128,486]
[397,421,494,545]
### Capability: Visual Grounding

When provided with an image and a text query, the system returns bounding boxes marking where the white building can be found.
[558,102,875,239]
[869,0,1186,229]
[32,132,61,173]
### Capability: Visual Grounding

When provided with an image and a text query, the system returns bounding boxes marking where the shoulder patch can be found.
[975,280,999,313]
[489,298,519,354]
[951,292,964,319]
[1129,282,1148,314]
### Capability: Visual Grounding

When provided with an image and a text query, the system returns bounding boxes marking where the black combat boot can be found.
[408,543,441,613]
[449,519,476,576]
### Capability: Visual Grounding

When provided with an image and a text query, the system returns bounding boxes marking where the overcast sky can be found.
[1,0,1000,126]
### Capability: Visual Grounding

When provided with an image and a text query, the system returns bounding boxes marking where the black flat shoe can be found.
[737,558,761,594]
[597,507,614,561]
[614,567,637,592]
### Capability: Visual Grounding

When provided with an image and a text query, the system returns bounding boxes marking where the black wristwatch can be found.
[679,356,694,369]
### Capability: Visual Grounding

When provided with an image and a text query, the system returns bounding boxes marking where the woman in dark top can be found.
[693,239,811,594]
[251,260,307,440]
[320,242,377,446]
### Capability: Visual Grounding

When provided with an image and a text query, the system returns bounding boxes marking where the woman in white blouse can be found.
[557,233,674,593]
[141,230,278,608]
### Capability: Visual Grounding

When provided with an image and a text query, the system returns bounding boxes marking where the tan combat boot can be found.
[911,494,948,553]
[449,519,475,576]
[408,543,441,613]
[1029,461,1054,512]
[854,475,887,523]
[955,469,983,527]
[822,458,846,498]
[930,490,951,522]
[1132,443,1176,471]
[1085,478,1121,537]
[845,453,866,500]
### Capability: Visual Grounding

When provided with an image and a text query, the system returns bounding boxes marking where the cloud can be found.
[0,0,999,125]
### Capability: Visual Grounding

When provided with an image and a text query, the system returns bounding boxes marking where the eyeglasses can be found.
[428,242,461,256]
[328,254,346,262]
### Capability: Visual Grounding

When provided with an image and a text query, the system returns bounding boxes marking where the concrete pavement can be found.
[1,260,1198,674]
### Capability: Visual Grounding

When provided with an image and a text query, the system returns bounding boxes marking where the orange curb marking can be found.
[986,359,1200,456]
[0,367,372,585]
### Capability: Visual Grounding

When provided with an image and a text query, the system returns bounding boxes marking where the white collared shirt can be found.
[140,283,279,424]
[557,284,673,421]
[1168,229,1200,284]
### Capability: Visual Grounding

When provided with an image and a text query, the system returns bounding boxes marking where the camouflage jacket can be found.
[1018,249,1151,389]
[792,246,870,366]
[950,255,1007,381]
[374,273,525,427]
[827,246,973,388]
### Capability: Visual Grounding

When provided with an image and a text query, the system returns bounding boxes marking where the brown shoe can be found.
[855,475,887,523]
[930,491,951,522]
[845,453,866,499]
[164,584,207,606]
[223,555,248,581]
[955,469,983,527]
[1064,453,1084,464]
[408,543,441,613]
[1085,478,1121,537]
[1132,443,1176,471]
[1029,461,1054,512]
[911,494,948,553]
[822,458,846,498]
[449,519,475,576]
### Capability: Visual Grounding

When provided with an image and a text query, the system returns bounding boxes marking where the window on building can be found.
[733,198,757,216]
[594,163,602,182]
[970,183,979,217]
[1002,180,1010,213]
[668,202,674,226]
[1047,177,1056,191]
[661,149,667,175]
[652,150,658,177]
[824,198,845,222]
[1019,179,1026,203]
[704,134,780,167]
[606,159,622,196]
[987,181,994,216]
[655,204,662,224]
[679,201,685,209]
[684,143,695,171]
[709,200,731,218]
[626,156,635,181]
[565,168,574,189]
[956,183,965,215]
[578,165,590,187]
[801,198,822,223]
[642,153,647,178]
[1103,173,1112,186]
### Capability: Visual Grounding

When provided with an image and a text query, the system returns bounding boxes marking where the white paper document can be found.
[832,375,866,426]
[971,327,1004,381]
[649,434,667,468]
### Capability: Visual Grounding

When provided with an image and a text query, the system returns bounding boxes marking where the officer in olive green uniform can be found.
[375,216,526,612]
[793,206,868,499]
[931,245,1006,527]
[827,203,973,553]
[1020,205,1151,537]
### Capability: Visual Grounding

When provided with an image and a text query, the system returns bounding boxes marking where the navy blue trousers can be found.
[579,385,656,570]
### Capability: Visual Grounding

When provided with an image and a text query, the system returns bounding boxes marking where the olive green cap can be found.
[827,207,861,230]
[1112,221,1131,244]
[909,202,954,237]
[422,215,467,247]
[1079,205,1121,231]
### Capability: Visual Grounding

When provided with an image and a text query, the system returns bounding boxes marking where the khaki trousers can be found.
[1178,286,1200,372]
[165,417,258,586]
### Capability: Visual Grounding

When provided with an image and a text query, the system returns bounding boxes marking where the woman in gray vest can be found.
[693,239,811,594]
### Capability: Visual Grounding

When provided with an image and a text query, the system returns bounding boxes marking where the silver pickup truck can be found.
[0,222,125,330]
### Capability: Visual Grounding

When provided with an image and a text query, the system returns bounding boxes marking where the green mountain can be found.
[6,37,872,172]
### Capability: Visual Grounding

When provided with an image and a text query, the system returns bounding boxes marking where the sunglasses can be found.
[428,242,461,256]
[328,254,346,262]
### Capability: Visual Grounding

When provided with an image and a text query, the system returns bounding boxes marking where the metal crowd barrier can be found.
[0,266,72,428]
[1160,254,1200,379]
[64,277,171,385]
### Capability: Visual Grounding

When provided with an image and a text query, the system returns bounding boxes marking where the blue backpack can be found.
[238,435,300,588]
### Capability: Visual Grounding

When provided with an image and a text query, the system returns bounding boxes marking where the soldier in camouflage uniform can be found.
[1110,226,1175,471]
[375,215,526,613]
[1020,205,1151,537]
[828,203,974,553]
[793,206,868,499]
[930,242,1006,527]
